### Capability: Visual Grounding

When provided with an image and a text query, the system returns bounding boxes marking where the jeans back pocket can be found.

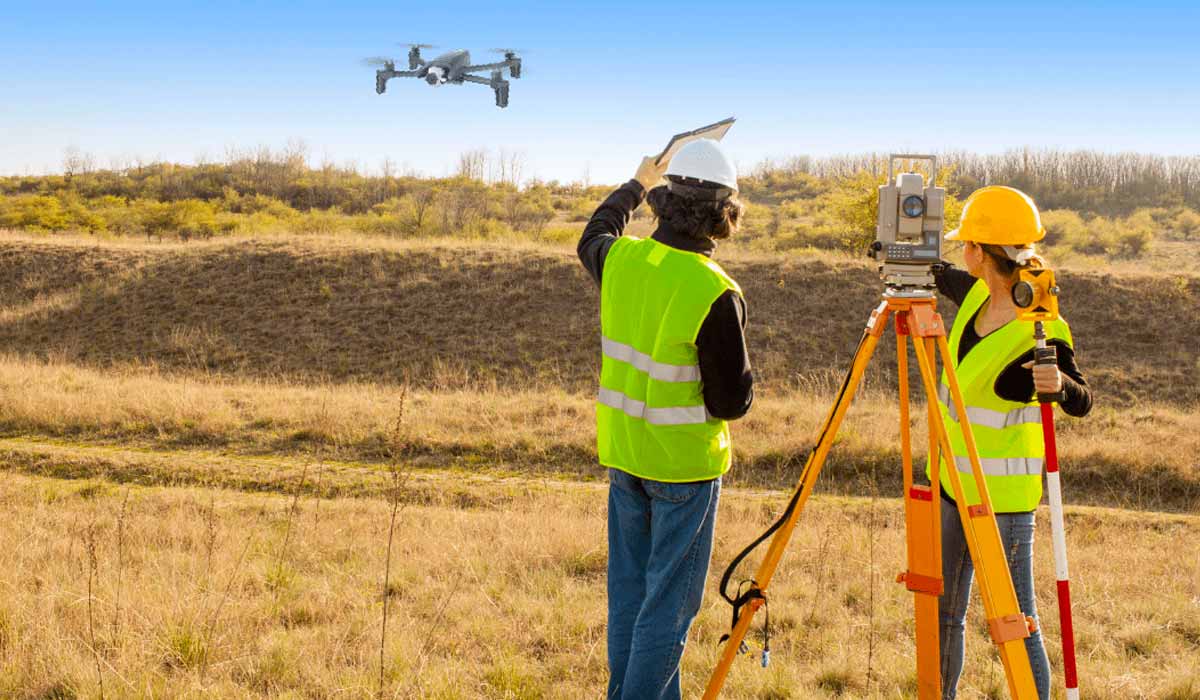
[644,479,713,504]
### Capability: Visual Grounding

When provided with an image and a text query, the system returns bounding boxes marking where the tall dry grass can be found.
[0,355,1196,512]
[0,472,1195,698]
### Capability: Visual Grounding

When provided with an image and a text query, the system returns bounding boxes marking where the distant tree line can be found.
[9,145,1197,218]
[751,149,1200,215]
[3,143,569,216]
[0,144,614,241]
[3,146,1198,261]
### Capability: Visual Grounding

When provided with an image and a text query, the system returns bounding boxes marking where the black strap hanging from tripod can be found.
[716,331,871,646]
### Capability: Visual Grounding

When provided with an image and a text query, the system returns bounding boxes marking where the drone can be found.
[366,44,522,108]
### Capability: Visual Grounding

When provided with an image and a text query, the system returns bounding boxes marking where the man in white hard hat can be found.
[577,139,753,700]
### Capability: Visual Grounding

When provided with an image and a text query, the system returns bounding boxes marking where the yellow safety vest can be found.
[597,236,741,482]
[927,280,1073,512]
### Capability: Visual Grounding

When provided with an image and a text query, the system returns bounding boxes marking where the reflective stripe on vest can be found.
[598,387,709,425]
[937,383,1043,431]
[601,336,701,383]
[951,455,1044,477]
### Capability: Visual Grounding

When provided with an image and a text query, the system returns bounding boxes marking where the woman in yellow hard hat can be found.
[931,186,1093,699]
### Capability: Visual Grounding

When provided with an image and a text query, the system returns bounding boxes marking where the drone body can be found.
[369,45,522,108]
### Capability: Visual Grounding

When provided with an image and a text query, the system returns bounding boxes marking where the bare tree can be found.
[379,157,396,205]
[495,149,526,188]
[63,146,96,178]
[406,184,437,235]
[456,149,489,181]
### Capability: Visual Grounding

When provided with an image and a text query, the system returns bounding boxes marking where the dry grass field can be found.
[0,468,1197,699]
[1,232,1198,698]
[0,356,1195,512]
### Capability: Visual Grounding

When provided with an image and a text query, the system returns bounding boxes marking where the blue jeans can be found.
[938,497,1051,699]
[606,468,721,700]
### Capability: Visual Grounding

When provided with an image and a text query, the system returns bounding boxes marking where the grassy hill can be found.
[1,233,1197,406]
[0,236,1197,698]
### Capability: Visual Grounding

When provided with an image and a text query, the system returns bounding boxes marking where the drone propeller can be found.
[361,56,397,67]
[398,43,438,49]
[488,47,528,56]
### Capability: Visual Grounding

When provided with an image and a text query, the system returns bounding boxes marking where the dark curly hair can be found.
[646,185,743,241]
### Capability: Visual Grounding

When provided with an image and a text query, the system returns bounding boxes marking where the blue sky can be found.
[2,0,1197,183]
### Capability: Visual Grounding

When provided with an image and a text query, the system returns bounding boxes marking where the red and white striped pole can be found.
[1036,321,1080,700]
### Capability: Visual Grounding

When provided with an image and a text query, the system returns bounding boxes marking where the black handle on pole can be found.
[1033,322,1066,404]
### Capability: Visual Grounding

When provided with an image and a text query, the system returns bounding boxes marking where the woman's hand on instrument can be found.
[1022,360,1063,395]
[634,156,669,192]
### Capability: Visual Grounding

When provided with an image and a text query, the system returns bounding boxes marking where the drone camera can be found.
[872,154,945,294]
[425,66,447,86]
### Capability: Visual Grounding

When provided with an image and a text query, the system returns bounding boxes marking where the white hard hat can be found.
[665,138,738,194]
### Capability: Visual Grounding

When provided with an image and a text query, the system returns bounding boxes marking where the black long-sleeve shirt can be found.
[577,180,753,420]
[935,265,1092,417]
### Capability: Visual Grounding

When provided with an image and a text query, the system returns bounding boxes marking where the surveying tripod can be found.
[703,292,1040,699]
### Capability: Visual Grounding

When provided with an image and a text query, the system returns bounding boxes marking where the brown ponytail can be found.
[979,243,1046,277]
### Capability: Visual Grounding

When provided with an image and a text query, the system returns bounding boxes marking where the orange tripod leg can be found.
[895,312,942,700]
[909,321,1039,698]
[701,304,890,700]
[703,297,1035,699]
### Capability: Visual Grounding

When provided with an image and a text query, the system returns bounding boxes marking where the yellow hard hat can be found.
[945,186,1045,245]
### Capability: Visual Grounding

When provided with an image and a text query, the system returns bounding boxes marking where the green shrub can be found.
[569,199,599,222]
[1041,209,1085,246]
[483,655,544,700]
[0,195,70,231]
[1060,217,1112,256]
[1057,211,1154,259]
[162,622,210,671]
[1115,224,1153,257]
[1175,208,1200,240]
[814,668,855,696]
[1116,211,1155,257]
[287,207,346,236]
[826,170,883,252]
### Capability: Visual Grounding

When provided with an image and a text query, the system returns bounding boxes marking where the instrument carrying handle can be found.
[1034,344,1066,404]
